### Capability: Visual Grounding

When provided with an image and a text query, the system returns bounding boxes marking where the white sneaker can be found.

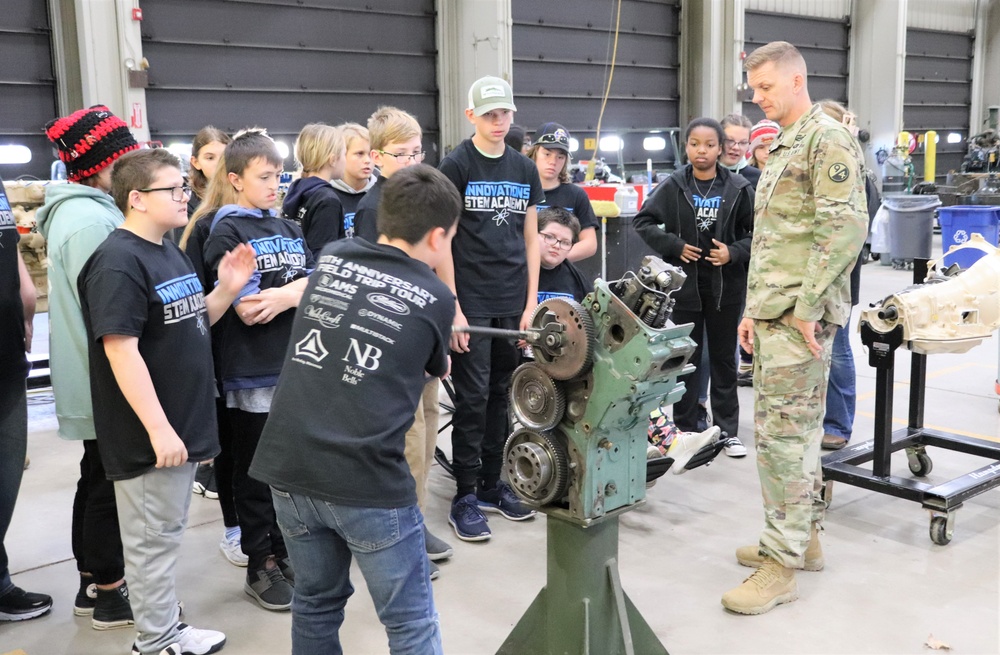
[668,426,722,474]
[132,622,227,655]
[219,533,248,567]
[723,434,748,458]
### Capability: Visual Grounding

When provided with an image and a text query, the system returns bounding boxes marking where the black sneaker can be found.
[244,561,293,611]
[448,494,491,542]
[74,574,97,616]
[0,585,52,622]
[477,481,536,521]
[193,463,218,500]
[736,370,754,387]
[277,556,295,586]
[92,582,134,630]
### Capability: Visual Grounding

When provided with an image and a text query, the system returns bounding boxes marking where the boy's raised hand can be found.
[217,244,258,296]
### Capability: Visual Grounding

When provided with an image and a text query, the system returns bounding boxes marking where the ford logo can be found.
[367,292,409,316]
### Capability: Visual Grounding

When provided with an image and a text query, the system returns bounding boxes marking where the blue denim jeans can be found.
[0,383,27,596]
[823,320,856,441]
[271,489,442,655]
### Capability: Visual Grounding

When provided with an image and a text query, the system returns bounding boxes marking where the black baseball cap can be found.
[534,123,571,152]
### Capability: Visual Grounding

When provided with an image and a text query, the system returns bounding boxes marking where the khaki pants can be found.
[404,379,441,510]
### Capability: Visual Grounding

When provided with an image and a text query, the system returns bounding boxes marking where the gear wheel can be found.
[510,363,566,431]
[503,428,570,506]
[530,298,595,381]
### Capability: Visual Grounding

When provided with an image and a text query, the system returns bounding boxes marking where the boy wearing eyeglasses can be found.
[79,148,257,655]
[353,106,425,243]
[437,76,544,541]
[349,106,455,575]
[537,207,590,304]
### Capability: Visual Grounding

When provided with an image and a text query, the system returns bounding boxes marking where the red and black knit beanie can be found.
[44,105,140,182]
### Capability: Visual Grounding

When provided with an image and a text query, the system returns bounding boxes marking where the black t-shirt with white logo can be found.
[0,179,29,390]
[439,140,544,317]
[250,238,454,507]
[203,211,315,391]
[79,230,218,480]
[538,260,591,304]
[690,173,722,282]
[537,182,599,233]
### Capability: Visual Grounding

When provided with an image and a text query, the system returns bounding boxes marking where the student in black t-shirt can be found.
[536,207,590,304]
[527,122,599,262]
[353,107,425,243]
[79,148,256,655]
[249,165,458,654]
[634,117,754,458]
[329,122,378,238]
[202,128,315,612]
[282,123,347,257]
[438,76,544,542]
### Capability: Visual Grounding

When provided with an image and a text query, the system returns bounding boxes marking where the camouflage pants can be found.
[752,312,835,568]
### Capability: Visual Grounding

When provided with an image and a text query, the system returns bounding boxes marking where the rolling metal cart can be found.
[822,260,1000,545]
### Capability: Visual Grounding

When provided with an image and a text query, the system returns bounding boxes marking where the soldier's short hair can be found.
[744,41,805,72]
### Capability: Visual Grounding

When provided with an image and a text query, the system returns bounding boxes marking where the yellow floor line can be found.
[855,410,1000,443]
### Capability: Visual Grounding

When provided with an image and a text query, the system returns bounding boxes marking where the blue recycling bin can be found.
[937,205,1000,269]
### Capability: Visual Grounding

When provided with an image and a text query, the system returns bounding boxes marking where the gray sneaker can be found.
[424,527,454,561]
[428,559,440,581]
[244,562,293,611]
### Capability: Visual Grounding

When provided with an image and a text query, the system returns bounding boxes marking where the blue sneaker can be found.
[477,481,537,521]
[449,494,491,542]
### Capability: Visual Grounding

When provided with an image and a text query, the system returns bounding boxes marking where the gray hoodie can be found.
[36,183,123,440]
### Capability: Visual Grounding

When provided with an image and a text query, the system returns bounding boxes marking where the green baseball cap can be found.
[468,76,517,116]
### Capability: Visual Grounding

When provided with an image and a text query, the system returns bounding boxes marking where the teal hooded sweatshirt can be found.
[36,183,124,441]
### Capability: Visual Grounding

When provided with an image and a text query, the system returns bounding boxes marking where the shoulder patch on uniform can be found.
[828,163,850,182]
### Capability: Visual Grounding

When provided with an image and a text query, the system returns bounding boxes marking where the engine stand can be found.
[497,512,667,655]
[822,259,1000,545]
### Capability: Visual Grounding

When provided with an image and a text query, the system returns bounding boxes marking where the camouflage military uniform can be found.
[744,104,868,568]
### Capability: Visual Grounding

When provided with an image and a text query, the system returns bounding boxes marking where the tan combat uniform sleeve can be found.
[793,128,868,323]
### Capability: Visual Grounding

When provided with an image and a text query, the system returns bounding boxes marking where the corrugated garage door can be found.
[0,2,58,180]
[140,0,439,164]
[903,28,973,183]
[742,11,850,123]
[512,0,681,171]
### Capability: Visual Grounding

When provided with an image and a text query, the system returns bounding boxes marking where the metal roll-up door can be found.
[140,0,439,164]
[903,28,973,183]
[512,0,681,171]
[742,11,850,123]
[0,3,58,180]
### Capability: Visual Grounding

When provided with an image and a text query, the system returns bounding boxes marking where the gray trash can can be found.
[882,194,941,267]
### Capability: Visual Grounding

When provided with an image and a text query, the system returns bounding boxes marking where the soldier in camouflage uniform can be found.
[722,41,868,615]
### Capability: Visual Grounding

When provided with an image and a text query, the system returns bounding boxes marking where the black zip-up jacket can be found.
[633,164,754,311]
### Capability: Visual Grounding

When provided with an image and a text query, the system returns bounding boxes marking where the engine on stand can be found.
[494,256,703,654]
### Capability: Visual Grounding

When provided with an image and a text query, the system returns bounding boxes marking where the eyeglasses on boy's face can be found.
[723,139,750,149]
[137,185,192,202]
[539,232,573,250]
[377,150,426,162]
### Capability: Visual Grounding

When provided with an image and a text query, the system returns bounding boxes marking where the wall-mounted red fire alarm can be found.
[132,7,143,21]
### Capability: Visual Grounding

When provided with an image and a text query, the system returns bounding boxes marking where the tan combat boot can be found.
[735,525,824,571]
[721,557,798,615]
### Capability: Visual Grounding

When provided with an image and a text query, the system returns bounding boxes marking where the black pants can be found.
[214,397,238,528]
[228,408,285,571]
[449,315,520,497]
[71,439,125,584]
[672,297,742,438]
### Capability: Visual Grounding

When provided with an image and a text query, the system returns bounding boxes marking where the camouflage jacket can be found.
[744,103,868,327]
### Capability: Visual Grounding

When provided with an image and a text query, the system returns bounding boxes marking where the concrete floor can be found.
[3,246,999,655]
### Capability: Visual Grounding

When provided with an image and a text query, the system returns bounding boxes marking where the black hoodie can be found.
[282,176,345,257]
[634,164,754,311]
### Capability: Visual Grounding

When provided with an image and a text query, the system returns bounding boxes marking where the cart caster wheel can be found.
[930,516,952,545]
[908,452,933,477]
[821,480,833,508]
